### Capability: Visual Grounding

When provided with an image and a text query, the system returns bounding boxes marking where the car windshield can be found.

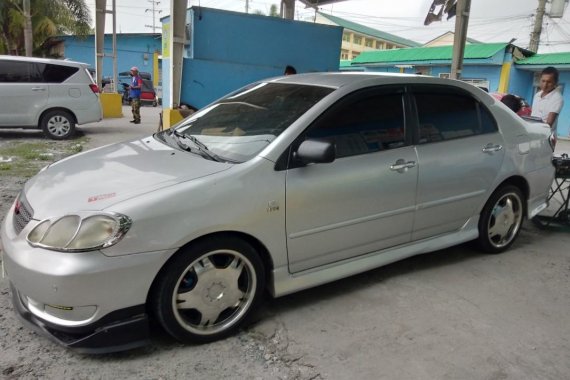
[159,82,334,162]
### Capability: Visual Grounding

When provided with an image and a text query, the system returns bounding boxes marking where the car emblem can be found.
[267,200,280,213]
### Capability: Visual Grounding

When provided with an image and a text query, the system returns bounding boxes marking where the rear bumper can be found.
[11,284,150,354]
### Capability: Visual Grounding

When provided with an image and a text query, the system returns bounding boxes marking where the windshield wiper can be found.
[169,129,225,162]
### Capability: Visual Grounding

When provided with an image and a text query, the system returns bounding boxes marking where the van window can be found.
[0,61,31,82]
[42,64,79,83]
[0,61,79,83]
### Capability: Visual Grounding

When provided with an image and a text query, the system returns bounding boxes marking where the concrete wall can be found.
[162,7,342,109]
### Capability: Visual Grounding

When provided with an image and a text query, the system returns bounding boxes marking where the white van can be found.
[0,55,103,139]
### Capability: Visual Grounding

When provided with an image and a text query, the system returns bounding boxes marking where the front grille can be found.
[13,193,34,235]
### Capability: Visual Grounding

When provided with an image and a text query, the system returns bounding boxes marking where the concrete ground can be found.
[0,108,569,379]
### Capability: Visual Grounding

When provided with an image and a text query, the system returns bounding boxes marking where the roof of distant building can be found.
[318,12,421,48]
[339,60,352,67]
[352,42,509,64]
[423,31,482,46]
[516,52,570,65]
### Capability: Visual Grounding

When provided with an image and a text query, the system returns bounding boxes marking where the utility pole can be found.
[529,0,547,52]
[450,0,471,79]
[145,0,162,32]
[23,0,33,56]
[245,0,250,14]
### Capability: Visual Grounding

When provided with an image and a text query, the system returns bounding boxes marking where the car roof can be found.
[0,55,89,68]
[268,72,488,95]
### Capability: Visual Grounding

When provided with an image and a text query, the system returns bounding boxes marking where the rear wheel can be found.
[477,185,524,253]
[40,110,75,140]
[151,236,265,343]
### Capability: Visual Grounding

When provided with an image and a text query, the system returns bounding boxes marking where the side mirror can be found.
[294,139,336,165]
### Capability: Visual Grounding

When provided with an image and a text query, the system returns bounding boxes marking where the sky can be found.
[86,0,570,53]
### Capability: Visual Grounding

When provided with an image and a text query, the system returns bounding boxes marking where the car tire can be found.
[477,185,524,253]
[40,110,75,140]
[150,236,265,343]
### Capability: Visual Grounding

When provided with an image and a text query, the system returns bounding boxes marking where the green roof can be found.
[352,43,508,64]
[318,12,420,48]
[339,60,352,67]
[516,52,570,65]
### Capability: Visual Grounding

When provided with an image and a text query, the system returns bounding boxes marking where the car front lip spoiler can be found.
[11,284,150,354]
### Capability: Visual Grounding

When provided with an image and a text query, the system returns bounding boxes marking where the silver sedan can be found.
[1,73,555,353]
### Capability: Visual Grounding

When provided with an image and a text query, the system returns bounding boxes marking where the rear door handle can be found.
[31,87,46,91]
[390,159,416,172]
[482,143,503,153]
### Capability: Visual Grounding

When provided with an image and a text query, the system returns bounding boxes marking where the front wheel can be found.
[477,185,524,253]
[150,236,265,343]
[40,110,75,140]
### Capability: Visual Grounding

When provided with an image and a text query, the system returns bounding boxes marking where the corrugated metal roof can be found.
[318,12,421,48]
[352,43,508,64]
[516,52,570,65]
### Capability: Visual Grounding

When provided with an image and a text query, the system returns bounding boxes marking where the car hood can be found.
[24,136,233,219]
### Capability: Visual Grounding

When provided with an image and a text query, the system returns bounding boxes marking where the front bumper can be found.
[1,203,176,353]
[11,284,150,354]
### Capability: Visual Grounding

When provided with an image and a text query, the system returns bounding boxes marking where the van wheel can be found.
[477,185,524,253]
[41,110,75,140]
[150,236,265,343]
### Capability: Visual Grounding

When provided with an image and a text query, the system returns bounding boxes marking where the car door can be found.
[285,86,418,273]
[0,61,48,126]
[410,85,505,240]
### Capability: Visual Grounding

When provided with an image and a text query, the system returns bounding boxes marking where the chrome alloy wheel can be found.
[172,249,257,336]
[486,191,523,249]
[46,114,72,137]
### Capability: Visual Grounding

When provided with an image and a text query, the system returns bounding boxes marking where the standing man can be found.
[129,66,143,124]
[531,66,564,135]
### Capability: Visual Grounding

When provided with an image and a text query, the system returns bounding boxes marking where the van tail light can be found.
[89,84,100,93]
[549,133,557,151]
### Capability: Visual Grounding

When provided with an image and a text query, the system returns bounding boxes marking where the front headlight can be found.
[27,212,132,252]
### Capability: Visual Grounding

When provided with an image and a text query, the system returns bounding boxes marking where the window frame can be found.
[280,85,411,170]
[408,84,498,145]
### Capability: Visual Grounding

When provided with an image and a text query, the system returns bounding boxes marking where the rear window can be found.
[42,64,79,83]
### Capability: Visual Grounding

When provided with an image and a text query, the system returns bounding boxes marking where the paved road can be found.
[1,114,569,379]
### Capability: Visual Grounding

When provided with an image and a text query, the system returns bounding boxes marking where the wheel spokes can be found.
[175,253,249,329]
[488,195,521,246]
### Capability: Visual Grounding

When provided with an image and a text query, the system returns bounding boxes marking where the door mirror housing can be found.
[294,139,336,165]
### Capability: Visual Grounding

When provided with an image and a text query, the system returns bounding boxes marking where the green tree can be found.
[0,0,91,56]
[269,4,279,17]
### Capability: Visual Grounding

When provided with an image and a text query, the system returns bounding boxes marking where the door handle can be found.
[482,143,503,153]
[390,159,416,172]
[31,87,46,91]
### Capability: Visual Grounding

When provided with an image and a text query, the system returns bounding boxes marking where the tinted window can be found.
[42,64,79,83]
[414,86,496,143]
[306,88,406,158]
[0,61,31,82]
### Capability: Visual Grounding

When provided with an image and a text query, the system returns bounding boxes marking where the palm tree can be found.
[0,0,91,56]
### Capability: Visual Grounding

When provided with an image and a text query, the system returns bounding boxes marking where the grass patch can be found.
[0,137,88,178]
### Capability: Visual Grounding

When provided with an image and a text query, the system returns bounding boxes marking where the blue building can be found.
[46,33,161,80]
[160,7,342,110]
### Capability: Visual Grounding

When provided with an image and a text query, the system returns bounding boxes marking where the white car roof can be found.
[0,55,89,68]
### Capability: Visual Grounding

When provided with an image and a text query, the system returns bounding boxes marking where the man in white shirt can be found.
[531,66,564,134]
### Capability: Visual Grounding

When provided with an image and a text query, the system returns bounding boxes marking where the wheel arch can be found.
[38,107,78,126]
[486,175,529,214]
[146,231,274,304]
